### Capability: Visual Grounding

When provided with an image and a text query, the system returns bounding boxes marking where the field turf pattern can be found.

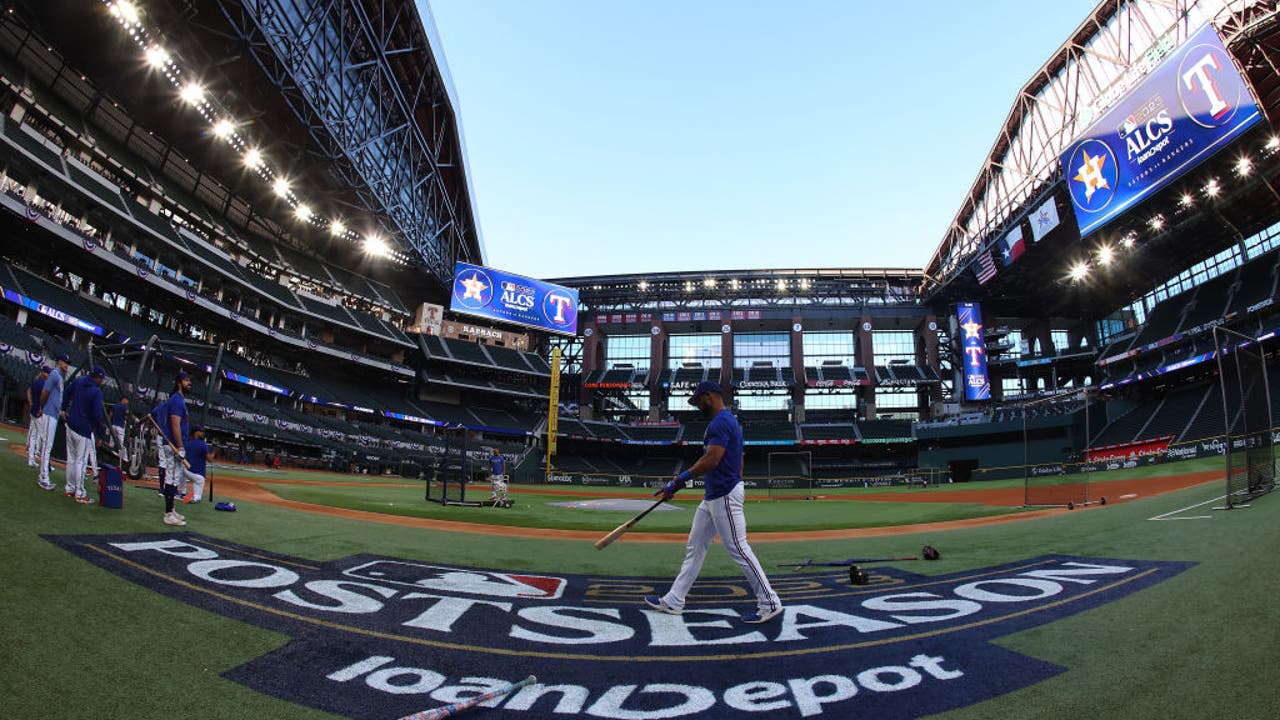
[3,432,1277,720]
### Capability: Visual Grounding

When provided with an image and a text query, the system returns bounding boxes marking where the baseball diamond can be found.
[3,1,1280,720]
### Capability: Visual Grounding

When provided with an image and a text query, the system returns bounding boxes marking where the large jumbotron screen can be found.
[449,261,579,336]
[1061,23,1262,238]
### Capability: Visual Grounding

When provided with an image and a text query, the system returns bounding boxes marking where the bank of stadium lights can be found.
[703,277,716,289]
[1236,157,1253,176]
[1068,261,1091,283]
[363,235,390,258]
[637,281,648,291]
[102,1,412,266]
[1204,178,1221,198]
[1149,214,1165,231]
[1096,244,1115,267]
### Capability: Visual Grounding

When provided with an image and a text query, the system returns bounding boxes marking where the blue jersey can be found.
[152,392,189,446]
[489,454,506,475]
[110,401,127,428]
[701,409,744,500]
[184,438,210,476]
[40,369,63,417]
[64,375,104,438]
[28,376,44,415]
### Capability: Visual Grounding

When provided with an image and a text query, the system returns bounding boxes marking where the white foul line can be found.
[1148,494,1226,521]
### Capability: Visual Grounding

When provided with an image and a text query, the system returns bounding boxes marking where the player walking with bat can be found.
[643,381,783,624]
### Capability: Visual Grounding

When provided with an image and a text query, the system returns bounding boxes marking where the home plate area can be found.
[46,533,1193,720]
[548,498,684,512]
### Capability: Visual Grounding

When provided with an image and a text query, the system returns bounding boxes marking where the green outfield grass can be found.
[3,427,1276,720]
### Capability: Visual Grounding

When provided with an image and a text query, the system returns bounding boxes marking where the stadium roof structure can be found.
[12,0,482,295]
[549,267,925,313]
[923,0,1280,318]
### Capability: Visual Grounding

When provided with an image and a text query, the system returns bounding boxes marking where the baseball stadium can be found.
[2,1,1279,718]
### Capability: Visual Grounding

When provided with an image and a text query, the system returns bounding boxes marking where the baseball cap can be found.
[687,380,723,406]
[176,370,189,380]
[89,365,106,378]
[40,365,50,373]
[55,353,69,363]
[191,425,203,434]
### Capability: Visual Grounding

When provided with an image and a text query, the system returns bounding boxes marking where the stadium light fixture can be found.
[295,204,312,221]
[1235,157,1252,176]
[144,45,169,69]
[637,281,648,291]
[364,235,390,257]
[1149,215,1164,231]
[1269,136,1280,150]
[113,2,140,25]
[703,277,715,289]
[179,83,205,106]
[272,177,290,197]
[1179,193,1195,208]
[730,278,740,290]
[1121,232,1137,249]
[330,220,346,236]
[1097,244,1114,267]
[1204,178,1220,197]
[212,119,235,141]
[1069,261,1090,283]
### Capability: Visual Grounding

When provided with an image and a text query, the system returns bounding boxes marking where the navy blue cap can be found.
[89,365,106,378]
[55,353,70,363]
[40,365,51,373]
[176,370,189,380]
[687,380,723,406]
[191,425,203,434]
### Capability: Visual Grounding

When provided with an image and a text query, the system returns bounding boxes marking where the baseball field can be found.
[3,426,1277,720]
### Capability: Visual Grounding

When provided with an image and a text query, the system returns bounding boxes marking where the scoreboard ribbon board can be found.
[450,261,579,336]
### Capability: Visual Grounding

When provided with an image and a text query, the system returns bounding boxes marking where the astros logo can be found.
[453,268,493,310]
[1066,138,1119,213]
[1177,44,1241,129]
[543,290,577,329]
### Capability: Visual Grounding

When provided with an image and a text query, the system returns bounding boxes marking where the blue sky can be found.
[425,1,1097,280]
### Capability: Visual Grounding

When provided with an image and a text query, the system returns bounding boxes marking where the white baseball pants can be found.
[660,483,781,615]
[111,425,127,464]
[64,428,93,497]
[36,414,59,485]
[183,470,206,501]
[27,414,44,465]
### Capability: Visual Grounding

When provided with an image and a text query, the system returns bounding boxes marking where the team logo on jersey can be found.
[453,268,493,310]
[47,533,1193,720]
[1065,138,1119,215]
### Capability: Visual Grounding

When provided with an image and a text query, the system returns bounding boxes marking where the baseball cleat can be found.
[643,596,682,615]
[75,496,95,505]
[741,606,784,624]
[163,512,186,526]
[38,480,55,491]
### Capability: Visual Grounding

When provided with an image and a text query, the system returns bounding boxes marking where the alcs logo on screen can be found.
[1066,138,1119,215]
[499,281,536,312]
[1178,43,1243,129]
[453,268,493,310]
[543,290,576,331]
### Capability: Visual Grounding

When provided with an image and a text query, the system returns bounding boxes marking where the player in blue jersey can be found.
[152,371,191,525]
[182,426,211,504]
[25,366,48,467]
[645,381,782,623]
[62,366,106,503]
[35,354,69,490]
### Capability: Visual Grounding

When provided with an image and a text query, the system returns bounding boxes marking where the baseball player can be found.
[108,395,129,465]
[62,366,106,503]
[151,371,191,526]
[35,354,68,490]
[488,447,509,504]
[182,425,211,504]
[25,365,48,467]
[644,381,782,624]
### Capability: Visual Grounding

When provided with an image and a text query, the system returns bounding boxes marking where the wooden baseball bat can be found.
[595,497,667,550]
[147,413,191,469]
[397,675,537,720]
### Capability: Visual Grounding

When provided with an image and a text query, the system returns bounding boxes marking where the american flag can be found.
[973,251,998,285]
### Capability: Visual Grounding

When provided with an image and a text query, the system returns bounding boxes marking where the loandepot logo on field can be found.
[47,534,1193,720]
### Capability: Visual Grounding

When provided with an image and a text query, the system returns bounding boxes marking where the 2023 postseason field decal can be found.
[47,534,1192,720]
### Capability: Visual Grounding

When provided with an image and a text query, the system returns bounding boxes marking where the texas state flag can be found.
[999,226,1026,267]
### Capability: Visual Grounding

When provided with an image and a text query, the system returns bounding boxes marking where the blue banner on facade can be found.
[957,302,990,401]
[450,262,579,336]
[1062,23,1262,238]
[1,286,104,336]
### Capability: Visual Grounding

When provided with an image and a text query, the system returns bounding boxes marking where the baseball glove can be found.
[922,545,941,560]
[848,565,870,585]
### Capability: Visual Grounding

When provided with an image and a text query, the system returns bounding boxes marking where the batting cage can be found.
[1021,388,1100,508]
[1213,326,1276,509]
[424,424,482,506]
[766,450,813,498]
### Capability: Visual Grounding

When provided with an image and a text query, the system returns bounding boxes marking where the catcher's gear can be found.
[922,545,941,560]
[848,565,869,585]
